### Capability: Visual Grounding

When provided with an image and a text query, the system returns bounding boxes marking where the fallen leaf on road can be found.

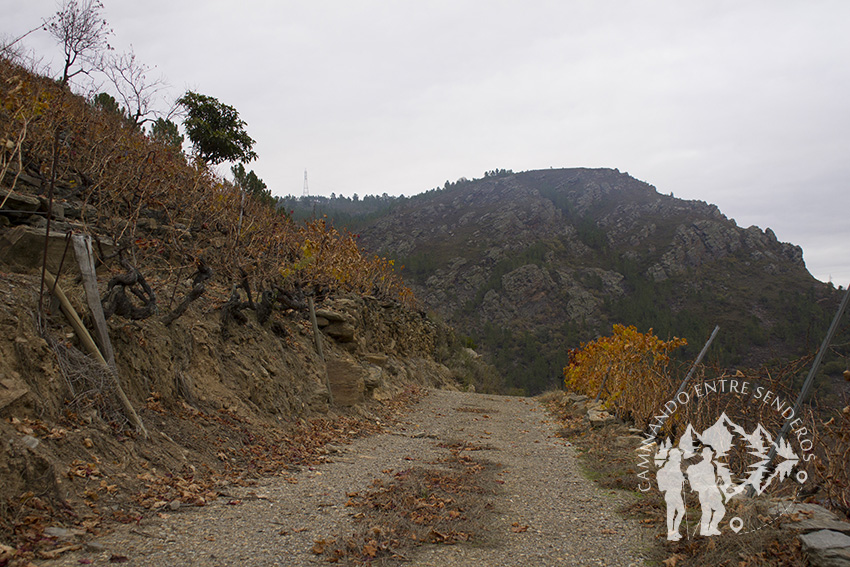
[362,540,378,557]
[312,539,331,554]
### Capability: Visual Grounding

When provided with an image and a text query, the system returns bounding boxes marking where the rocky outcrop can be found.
[356,167,831,393]
[648,220,805,281]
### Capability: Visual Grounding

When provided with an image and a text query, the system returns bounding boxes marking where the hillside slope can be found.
[0,55,491,554]
[357,168,842,394]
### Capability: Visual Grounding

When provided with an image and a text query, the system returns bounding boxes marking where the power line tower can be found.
[302,169,309,198]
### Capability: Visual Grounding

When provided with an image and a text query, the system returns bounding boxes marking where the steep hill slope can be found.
[357,168,842,394]
[0,55,494,554]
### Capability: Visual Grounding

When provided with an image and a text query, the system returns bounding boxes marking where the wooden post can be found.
[43,271,148,438]
[73,234,115,367]
[748,285,850,496]
[594,361,613,403]
[645,325,719,440]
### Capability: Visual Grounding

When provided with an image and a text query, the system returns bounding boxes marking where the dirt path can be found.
[49,390,647,566]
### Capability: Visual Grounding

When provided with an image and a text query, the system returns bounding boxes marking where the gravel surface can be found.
[48,390,648,566]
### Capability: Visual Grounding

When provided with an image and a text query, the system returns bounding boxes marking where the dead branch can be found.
[162,259,212,326]
[102,255,156,320]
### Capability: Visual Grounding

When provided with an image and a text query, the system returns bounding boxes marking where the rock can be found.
[169,500,181,511]
[325,357,365,407]
[314,316,330,327]
[44,526,85,539]
[64,202,96,221]
[774,503,850,534]
[315,309,348,323]
[363,354,388,366]
[364,366,383,391]
[136,217,159,232]
[0,383,29,412]
[14,170,44,189]
[85,542,106,552]
[38,197,65,221]
[502,264,556,300]
[0,225,113,274]
[462,347,481,359]
[324,322,356,342]
[587,409,616,428]
[799,530,850,567]
[0,187,40,220]
[20,434,39,450]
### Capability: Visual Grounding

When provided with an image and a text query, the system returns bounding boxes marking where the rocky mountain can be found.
[354,168,841,394]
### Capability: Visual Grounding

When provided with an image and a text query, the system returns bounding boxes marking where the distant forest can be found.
[277,169,515,229]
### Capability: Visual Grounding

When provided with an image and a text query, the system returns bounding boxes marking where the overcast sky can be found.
[5,1,850,285]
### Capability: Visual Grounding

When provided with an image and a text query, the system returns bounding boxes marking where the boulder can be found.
[0,187,40,221]
[587,408,617,428]
[325,357,365,407]
[0,226,113,274]
[324,321,356,343]
[364,366,383,391]
[774,503,850,534]
[315,309,349,323]
[799,530,850,567]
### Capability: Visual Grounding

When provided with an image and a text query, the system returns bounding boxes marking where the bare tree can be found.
[100,47,167,127]
[45,0,112,87]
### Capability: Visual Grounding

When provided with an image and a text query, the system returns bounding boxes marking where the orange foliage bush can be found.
[565,325,850,517]
[563,324,686,428]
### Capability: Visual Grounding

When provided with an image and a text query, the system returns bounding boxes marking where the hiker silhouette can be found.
[686,446,726,536]
[656,446,685,541]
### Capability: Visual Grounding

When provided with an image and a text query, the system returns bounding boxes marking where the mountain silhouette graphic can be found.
[671,415,799,497]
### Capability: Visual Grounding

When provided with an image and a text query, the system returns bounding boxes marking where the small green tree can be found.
[92,91,122,116]
[150,117,183,149]
[232,163,273,207]
[177,91,257,165]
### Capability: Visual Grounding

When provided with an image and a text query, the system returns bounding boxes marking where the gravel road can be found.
[49,390,647,566]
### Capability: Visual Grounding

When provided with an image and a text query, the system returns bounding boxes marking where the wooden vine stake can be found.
[43,270,148,438]
[73,235,115,366]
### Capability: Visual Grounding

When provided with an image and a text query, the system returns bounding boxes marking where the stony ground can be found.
[45,390,648,566]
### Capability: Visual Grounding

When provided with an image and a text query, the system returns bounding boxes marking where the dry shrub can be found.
[0,55,413,308]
